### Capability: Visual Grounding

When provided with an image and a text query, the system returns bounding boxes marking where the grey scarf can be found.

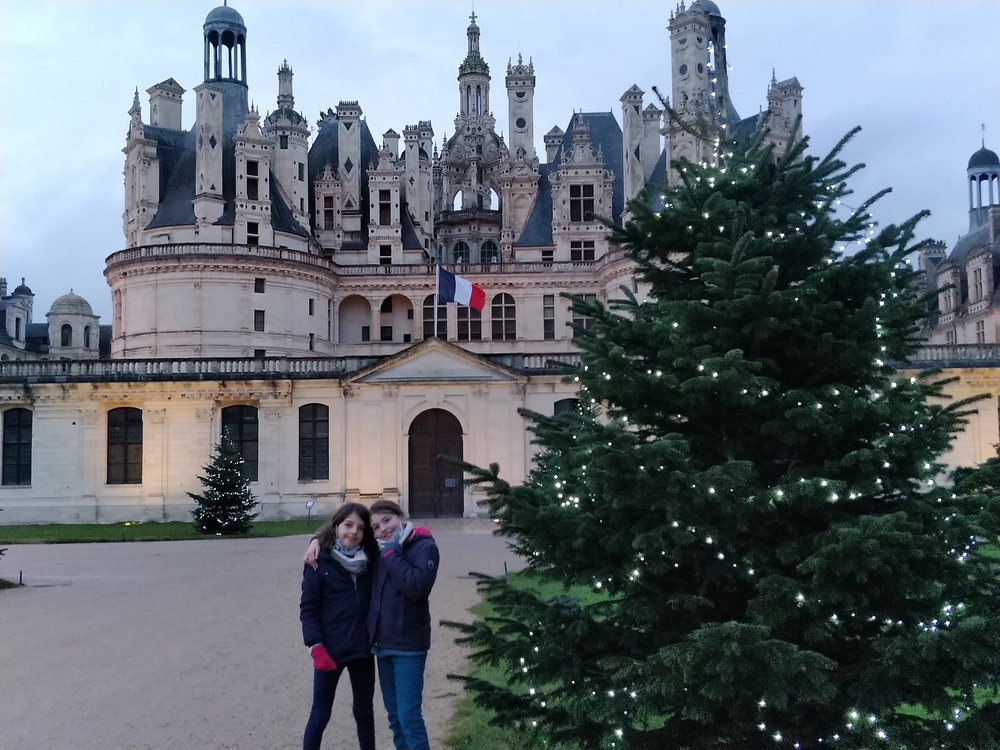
[331,540,368,576]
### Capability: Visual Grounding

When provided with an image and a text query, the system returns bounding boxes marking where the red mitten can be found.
[310,644,338,672]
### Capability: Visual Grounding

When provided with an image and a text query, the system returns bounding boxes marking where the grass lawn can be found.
[0,520,320,545]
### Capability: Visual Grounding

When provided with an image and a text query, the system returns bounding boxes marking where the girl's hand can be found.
[304,538,321,570]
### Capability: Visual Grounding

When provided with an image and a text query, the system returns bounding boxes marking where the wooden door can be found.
[408,409,464,517]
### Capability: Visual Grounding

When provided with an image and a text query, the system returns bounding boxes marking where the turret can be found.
[337,101,364,243]
[621,84,645,204]
[147,78,185,130]
[968,143,1000,233]
[263,60,310,227]
[506,54,536,161]
[457,12,491,120]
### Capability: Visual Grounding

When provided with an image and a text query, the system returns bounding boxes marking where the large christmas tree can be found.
[453,128,1000,749]
[189,440,258,535]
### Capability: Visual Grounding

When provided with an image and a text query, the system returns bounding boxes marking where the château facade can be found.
[4,1,809,522]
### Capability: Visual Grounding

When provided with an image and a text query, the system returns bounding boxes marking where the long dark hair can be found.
[315,502,378,562]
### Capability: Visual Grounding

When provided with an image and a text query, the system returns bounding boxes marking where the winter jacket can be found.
[300,549,373,665]
[368,530,439,652]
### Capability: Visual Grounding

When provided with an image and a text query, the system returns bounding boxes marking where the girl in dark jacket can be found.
[300,502,379,750]
[367,499,439,750]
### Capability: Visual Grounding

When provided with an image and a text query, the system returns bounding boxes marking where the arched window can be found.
[107,407,142,484]
[60,324,72,347]
[222,405,259,481]
[480,240,499,264]
[423,294,446,340]
[84,326,92,348]
[299,404,329,481]
[454,241,470,264]
[491,293,516,341]
[2,408,32,486]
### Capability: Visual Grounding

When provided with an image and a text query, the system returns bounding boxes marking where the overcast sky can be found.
[2,0,998,321]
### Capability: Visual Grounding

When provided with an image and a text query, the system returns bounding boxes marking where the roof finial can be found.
[983,123,987,148]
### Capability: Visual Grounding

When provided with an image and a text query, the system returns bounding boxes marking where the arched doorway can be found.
[408,409,464,517]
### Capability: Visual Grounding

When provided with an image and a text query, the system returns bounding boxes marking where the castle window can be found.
[247,222,259,246]
[379,190,391,226]
[541,249,554,266]
[309,333,315,351]
[254,349,266,358]
[298,404,329,481]
[976,320,986,344]
[380,245,392,265]
[279,135,288,149]
[423,295,446,340]
[298,162,305,181]
[945,330,956,345]
[570,184,595,222]
[107,407,142,485]
[308,298,315,316]
[254,277,265,293]
[543,295,555,340]
[324,196,335,230]
[254,310,265,332]
[2,408,32,486]
[60,324,72,348]
[454,241,470,264]
[554,398,582,415]
[222,405,258,482]
[14,317,22,340]
[480,240,500,264]
[457,306,482,342]
[84,325,92,348]
[571,240,595,262]
[973,267,984,301]
[247,160,259,201]
[491,293,516,341]
[572,294,598,338]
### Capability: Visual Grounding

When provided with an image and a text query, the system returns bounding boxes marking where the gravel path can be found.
[0,519,519,750]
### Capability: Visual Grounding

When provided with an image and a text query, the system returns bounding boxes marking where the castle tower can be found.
[666,0,731,182]
[458,12,491,120]
[967,142,1000,232]
[234,106,274,245]
[123,90,160,248]
[506,54,536,161]
[194,5,250,230]
[263,60,311,227]
[621,84,645,204]
[337,101,364,243]
[765,71,803,159]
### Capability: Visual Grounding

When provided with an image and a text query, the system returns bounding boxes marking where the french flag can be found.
[436,266,486,312]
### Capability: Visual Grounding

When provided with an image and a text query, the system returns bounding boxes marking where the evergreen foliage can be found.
[188,440,258,535]
[449,129,1000,749]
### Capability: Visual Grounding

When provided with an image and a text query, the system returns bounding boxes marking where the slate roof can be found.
[307,114,381,242]
[946,225,994,264]
[143,82,307,238]
[514,112,625,248]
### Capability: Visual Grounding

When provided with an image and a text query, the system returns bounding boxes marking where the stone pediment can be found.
[348,338,521,384]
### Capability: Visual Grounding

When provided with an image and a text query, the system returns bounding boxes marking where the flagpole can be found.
[433,264,440,340]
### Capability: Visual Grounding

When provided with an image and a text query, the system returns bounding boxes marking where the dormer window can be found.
[247,160,259,201]
[570,184,595,222]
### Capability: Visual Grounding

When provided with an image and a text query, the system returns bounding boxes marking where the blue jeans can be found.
[303,656,376,750]
[376,652,430,750]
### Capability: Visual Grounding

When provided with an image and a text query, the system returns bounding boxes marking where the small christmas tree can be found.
[189,440,258,535]
[450,126,1000,749]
